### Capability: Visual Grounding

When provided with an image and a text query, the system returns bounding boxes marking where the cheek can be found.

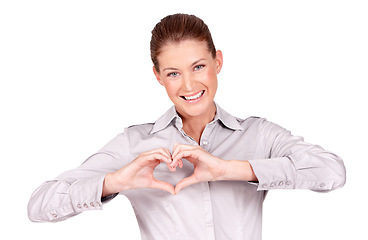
[164,82,179,98]
[204,70,218,92]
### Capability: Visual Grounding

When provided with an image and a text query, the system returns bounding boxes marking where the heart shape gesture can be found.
[102,144,230,197]
[170,144,227,194]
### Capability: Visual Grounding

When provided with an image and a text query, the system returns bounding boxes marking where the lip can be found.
[180,90,205,104]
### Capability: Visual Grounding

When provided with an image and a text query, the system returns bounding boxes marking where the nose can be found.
[182,73,195,92]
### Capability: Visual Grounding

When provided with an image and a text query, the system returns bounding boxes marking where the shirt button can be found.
[319,183,326,188]
[202,140,208,146]
[52,213,57,219]
[270,182,276,187]
[83,203,88,208]
[90,202,95,207]
[262,184,268,188]
[286,181,292,186]
[77,204,82,209]
[278,181,284,186]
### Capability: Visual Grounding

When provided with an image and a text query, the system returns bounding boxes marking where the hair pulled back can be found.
[150,13,216,72]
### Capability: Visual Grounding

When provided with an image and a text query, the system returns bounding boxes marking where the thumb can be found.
[151,179,175,195]
[175,175,198,194]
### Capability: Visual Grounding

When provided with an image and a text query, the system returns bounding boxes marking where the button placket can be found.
[200,121,216,150]
[201,139,209,150]
[201,182,215,239]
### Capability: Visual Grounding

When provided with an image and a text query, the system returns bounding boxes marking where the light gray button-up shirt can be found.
[28,103,346,240]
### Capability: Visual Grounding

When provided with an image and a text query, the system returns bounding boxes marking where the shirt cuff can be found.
[248,157,297,191]
[69,175,106,213]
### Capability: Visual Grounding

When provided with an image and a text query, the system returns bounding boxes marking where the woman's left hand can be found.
[170,143,227,194]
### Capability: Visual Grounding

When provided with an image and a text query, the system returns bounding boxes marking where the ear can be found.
[215,50,223,74]
[153,66,164,86]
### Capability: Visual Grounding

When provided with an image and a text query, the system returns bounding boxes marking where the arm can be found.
[221,160,258,182]
[28,133,130,222]
[171,119,346,193]
[28,132,175,222]
[248,119,346,192]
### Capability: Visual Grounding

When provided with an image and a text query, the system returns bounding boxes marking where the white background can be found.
[1,0,367,239]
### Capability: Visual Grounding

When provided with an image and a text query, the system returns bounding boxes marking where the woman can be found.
[28,14,346,240]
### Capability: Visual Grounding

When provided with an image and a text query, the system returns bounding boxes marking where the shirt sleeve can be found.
[28,131,131,222]
[248,119,346,192]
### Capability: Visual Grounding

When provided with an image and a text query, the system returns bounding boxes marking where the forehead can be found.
[157,40,211,68]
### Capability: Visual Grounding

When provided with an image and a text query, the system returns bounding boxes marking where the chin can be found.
[175,99,215,118]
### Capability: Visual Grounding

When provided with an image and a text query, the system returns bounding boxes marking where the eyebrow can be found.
[163,58,206,72]
[163,67,179,72]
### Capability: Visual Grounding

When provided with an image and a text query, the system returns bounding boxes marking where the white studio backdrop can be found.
[1,0,367,239]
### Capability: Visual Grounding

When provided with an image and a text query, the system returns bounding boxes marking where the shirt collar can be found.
[214,103,243,131]
[150,105,179,134]
[150,102,243,134]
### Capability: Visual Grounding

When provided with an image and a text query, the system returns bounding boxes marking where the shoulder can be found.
[125,122,155,137]
[237,116,267,129]
[238,116,286,134]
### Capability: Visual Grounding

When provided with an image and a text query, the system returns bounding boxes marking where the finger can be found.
[170,155,182,169]
[162,148,172,159]
[164,149,175,170]
[141,152,172,165]
[167,163,176,172]
[151,179,175,195]
[170,144,180,169]
[172,149,199,167]
[175,175,199,194]
[149,148,173,168]
[147,148,172,160]
[171,144,197,168]
[172,143,180,158]
[172,144,195,159]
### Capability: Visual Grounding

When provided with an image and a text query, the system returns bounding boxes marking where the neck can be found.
[178,103,216,144]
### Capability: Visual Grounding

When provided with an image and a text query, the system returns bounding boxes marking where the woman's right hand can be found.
[102,148,175,196]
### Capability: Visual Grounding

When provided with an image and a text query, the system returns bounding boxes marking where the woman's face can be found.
[154,39,223,120]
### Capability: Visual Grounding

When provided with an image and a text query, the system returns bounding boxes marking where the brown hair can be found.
[150,13,216,72]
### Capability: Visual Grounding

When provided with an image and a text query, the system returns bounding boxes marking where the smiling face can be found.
[154,39,223,120]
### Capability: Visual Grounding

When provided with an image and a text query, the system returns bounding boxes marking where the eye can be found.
[167,72,179,77]
[194,64,205,71]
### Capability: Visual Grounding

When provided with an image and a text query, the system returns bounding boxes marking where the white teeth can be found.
[183,91,204,101]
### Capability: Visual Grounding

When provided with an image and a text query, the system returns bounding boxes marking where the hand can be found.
[170,144,227,194]
[103,148,175,196]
